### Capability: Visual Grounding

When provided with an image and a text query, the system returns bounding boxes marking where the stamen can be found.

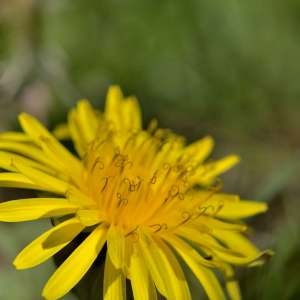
[100,177,109,192]
[178,193,185,200]
[125,226,139,237]
[116,193,128,207]
[149,171,158,184]
[169,185,179,197]
[91,157,104,172]
[178,211,192,226]
[149,223,168,233]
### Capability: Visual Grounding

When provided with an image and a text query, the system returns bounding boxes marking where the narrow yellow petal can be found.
[65,187,96,208]
[137,230,168,297]
[138,230,191,299]
[0,141,58,170]
[0,150,55,174]
[153,236,192,300]
[217,201,268,219]
[105,85,123,123]
[212,230,273,266]
[213,248,273,266]
[196,155,240,185]
[18,113,52,140]
[103,254,126,300]
[194,217,247,232]
[0,131,32,142]
[162,234,215,268]
[76,209,104,226]
[0,172,45,190]
[163,234,226,300]
[107,225,126,269]
[0,198,78,222]
[122,96,142,131]
[53,124,71,140]
[18,113,82,175]
[176,226,237,254]
[43,224,107,300]
[76,99,99,142]
[68,109,86,157]
[183,136,214,165]
[38,135,82,180]
[14,161,69,195]
[212,230,259,257]
[14,218,84,269]
[130,244,158,300]
[226,280,241,300]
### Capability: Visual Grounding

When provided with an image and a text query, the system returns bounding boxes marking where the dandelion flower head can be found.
[0,86,271,300]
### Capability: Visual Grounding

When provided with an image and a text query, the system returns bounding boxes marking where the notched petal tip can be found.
[18,113,37,129]
[228,154,241,165]
[13,259,26,270]
[248,249,274,267]
[107,85,123,102]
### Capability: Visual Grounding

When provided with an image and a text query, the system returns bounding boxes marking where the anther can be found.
[91,158,104,172]
[116,193,128,207]
[178,211,192,226]
[178,193,185,200]
[149,224,162,233]
[124,160,133,169]
[100,177,109,192]
[150,171,158,184]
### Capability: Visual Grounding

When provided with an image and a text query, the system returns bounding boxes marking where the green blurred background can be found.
[0,0,299,299]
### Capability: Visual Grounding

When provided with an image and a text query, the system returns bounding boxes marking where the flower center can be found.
[80,131,214,235]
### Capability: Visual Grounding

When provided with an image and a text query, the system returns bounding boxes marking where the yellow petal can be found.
[18,113,51,141]
[104,85,123,125]
[195,155,240,185]
[130,244,158,300]
[68,109,86,157]
[18,113,82,176]
[0,172,44,190]
[182,136,214,165]
[214,263,241,300]
[137,230,168,297]
[217,201,268,219]
[0,141,57,169]
[0,131,32,142]
[14,161,69,195]
[214,249,272,266]
[0,198,78,222]
[14,218,84,269]
[42,223,107,300]
[53,123,70,140]
[176,226,237,254]
[103,254,126,300]
[194,216,247,232]
[65,188,96,208]
[163,234,226,300]
[76,99,99,142]
[121,96,142,131]
[107,225,126,269]
[212,230,273,266]
[0,150,55,174]
[153,236,192,300]
[226,279,241,300]
[77,209,104,226]
[162,234,215,268]
[212,230,259,257]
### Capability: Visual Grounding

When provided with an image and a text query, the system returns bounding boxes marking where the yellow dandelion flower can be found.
[0,86,271,300]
